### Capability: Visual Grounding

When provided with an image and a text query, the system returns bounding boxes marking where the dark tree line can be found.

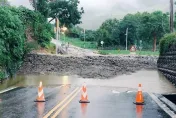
[68,11,170,51]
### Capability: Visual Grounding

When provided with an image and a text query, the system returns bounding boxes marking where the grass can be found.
[46,43,56,54]
[98,50,159,56]
[34,43,56,54]
[60,36,97,49]
[99,50,130,55]
[136,51,159,56]
[60,36,159,56]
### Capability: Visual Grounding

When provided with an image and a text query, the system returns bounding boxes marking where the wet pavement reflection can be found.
[136,105,143,118]
[37,102,45,118]
[81,103,88,116]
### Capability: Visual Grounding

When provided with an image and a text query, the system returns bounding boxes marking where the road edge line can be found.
[159,95,176,112]
[43,87,79,118]
[0,87,18,94]
[148,92,176,118]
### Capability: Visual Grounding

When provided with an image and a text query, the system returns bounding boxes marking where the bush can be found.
[0,71,5,80]
[0,7,25,77]
[9,6,54,48]
[35,22,54,47]
[0,6,55,78]
[24,41,39,55]
[159,33,176,55]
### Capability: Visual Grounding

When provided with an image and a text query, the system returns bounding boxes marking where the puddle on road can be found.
[0,69,176,94]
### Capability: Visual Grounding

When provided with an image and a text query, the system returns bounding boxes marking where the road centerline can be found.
[51,88,81,118]
[43,87,79,118]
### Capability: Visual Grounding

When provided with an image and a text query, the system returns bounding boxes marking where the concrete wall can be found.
[19,54,158,79]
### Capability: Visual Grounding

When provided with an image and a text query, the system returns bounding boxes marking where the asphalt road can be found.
[0,85,170,118]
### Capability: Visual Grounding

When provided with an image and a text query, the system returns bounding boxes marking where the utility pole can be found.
[125,28,128,51]
[84,29,85,48]
[170,0,174,32]
[55,18,59,54]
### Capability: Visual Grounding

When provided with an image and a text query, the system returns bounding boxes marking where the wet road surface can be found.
[0,85,75,118]
[0,85,171,118]
[58,87,170,118]
[0,70,175,118]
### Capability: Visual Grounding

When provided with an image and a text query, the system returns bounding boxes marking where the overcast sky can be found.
[8,0,170,29]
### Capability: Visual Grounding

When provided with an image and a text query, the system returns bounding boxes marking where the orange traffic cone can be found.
[79,83,90,103]
[134,84,144,105]
[35,81,45,102]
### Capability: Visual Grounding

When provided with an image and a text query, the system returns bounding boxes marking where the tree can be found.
[80,30,96,41]
[29,0,49,18]
[0,7,25,77]
[119,13,141,47]
[0,0,9,6]
[139,11,169,51]
[96,19,120,47]
[49,0,84,27]
[94,11,169,50]
[66,26,83,38]
[36,0,49,18]
[29,0,37,10]
[30,0,84,27]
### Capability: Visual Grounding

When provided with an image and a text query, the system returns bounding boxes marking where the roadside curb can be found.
[0,87,18,94]
[148,92,176,118]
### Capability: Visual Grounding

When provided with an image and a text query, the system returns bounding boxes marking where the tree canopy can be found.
[94,11,169,50]
[138,11,169,51]
[30,0,84,27]
[96,19,120,47]
[0,0,9,6]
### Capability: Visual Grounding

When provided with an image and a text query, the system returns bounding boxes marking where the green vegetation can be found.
[67,11,169,52]
[98,50,130,55]
[0,6,55,78]
[0,0,84,79]
[0,7,25,78]
[61,36,159,55]
[0,0,173,79]
[0,71,5,82]
[159,33,176,55]
[46,43,56,54]
[9,6,54,48]
[96,11,169,50]
[98,50,109,55]
[97,50,159,56]
[61,36,97,49]
[30,0,84,27]
[0,0,9,6]
[96,19,120,47]
[80,30,97,41]
[137,51,159,56]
